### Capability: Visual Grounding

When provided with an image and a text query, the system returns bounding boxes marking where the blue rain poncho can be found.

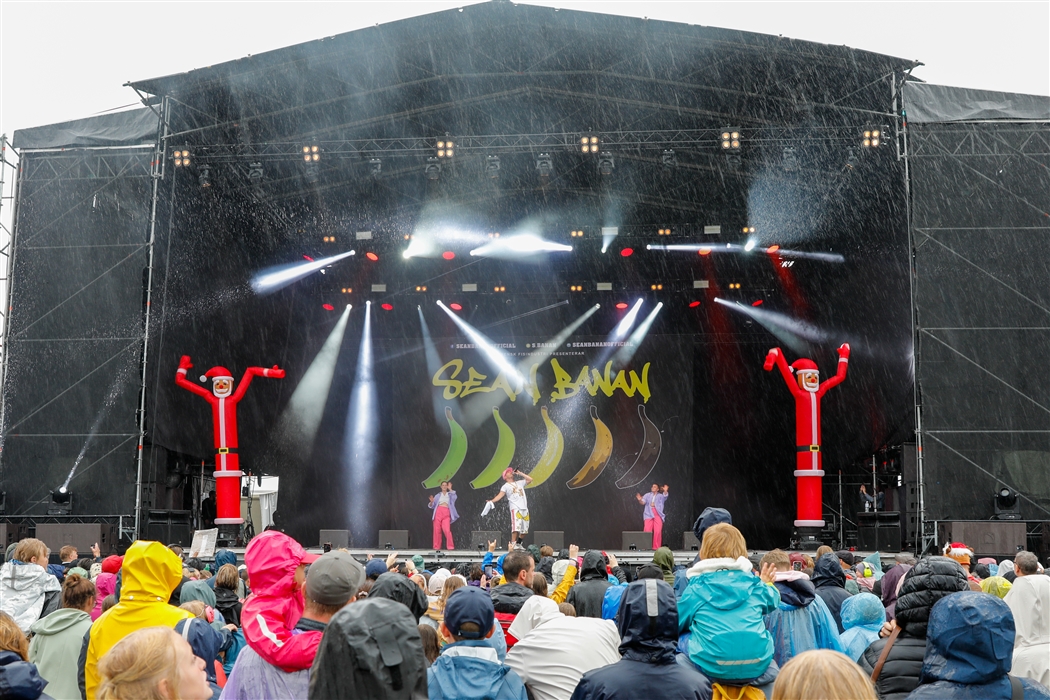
[764,571,843,667]
[838,593,885,661]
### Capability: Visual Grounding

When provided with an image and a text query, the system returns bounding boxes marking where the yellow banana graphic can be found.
[566,405,613,489]
[526,406,564,488]
[470,407,517,489]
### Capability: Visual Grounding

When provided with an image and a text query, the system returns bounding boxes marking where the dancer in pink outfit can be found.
[635,483,669,549]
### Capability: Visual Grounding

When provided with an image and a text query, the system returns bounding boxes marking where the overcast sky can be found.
[1,0,1048,139]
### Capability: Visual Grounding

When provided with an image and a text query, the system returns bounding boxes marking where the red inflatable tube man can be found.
[176,355,285,526]
[763,343,850,528]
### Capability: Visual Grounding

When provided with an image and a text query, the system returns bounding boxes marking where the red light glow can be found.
[766,245,780,253]
[698,248,711,256]
[322,303,334,311]
[442,251,456,260]
[620,248,634,257]
[365,252,379,261]
[303,255,315,261]
[688,300,701,308]
[752,299,764,306]
[615,302,629,310]
[449,303,463,311]
[381,303,393,310]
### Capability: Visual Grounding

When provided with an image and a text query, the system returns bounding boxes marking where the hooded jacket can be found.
[489,582,534,616]
[309,597,428,700]
[0,562,62,633]
[205,549,237,592]
[838,593,886,662]
[83,541,193,699]
[571,579,712,700]
[859,556,969,700]
[537,556,556,585]
[0,651,50,700]
[28,608,91,700]
[677,556,779,682]
[811,553,852,633]
[213,585,242,628]
[88,574,115,622]
[880,564,912,622]
[240,530,319,673]
[1005,574,1050,688]
[652,548,677,587]
[174,617,224,700]
[370,573,429,621]
[764,570,842,666]
[427,640,528,700]
[907,592,1050,700]
[566,551,612,619]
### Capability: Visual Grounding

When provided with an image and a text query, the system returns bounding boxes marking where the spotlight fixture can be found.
[48,488,73,515]
[425,157,441,181]
[449,303,463,311]
[657,228,671,236]
[766,245,781,253]
[661,149,677,169]
[536,153,553,177]
[198,165,211,188]
[728,283,742,289]
[302,145,321,162]
[862,127,883,148]
[172,149,191,167]
[994,486,1021,520]
[751,299,764,306]
[782,147,799,172]
[720,128,742,151]
[436,139,455,158]
[570,230,584,238]
[597,152,615,176]
[414,285,428,292]
[742,226,756,234]
[365,252,379,261]
[615,302,629,310]
[649,284,664,291]
[322,303,335,311]
[369,158,382,178]
[580,134,599,154]
[688,300,701,308]
[487,232,501,239]
[485,155,500,178]
[341,287,353,293]
[570,285,584,292]
[493,286,506,293]
[381,303,394,311]
[620,248,634,257]
[322,236,337,243]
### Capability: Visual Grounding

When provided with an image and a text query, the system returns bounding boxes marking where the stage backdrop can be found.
[388,335,693,549]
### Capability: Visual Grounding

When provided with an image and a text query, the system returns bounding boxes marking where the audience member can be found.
[419,625,440,666]
[1015,551,1041,578]
[653,547,677,587]
[880,558,913,622]
[571,579,711,700]
[29,573,95,700]
[858,556,969,700]
[1005,571,1050,687]
[490,551,536,625]
[942,542,982,591]
[906,591,1050,699]
[1000,559,1017,583]
[173,617,228,700]
[205,550,238,592]
[83,541,194,699]
[558,603,576,617]
[422,575,466,632]
[537,546,556,585]
[811,553,852,633]
[566,551,612,619]
[96,626,212,700]
[504,596,620,700]
[529,572,548,598]
[90,572,116,622]
[771,649,877,700]
[370,572,429,620]
[981,576,1013,599]
[428,586,528,700]
[760,549,843,666]
[0,610,49,700]
[212,564,242,628]
[677,523,779,692]
[0,538,63,633]
[838,593,885,662]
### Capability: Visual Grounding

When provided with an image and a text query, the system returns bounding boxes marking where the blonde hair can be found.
[438,575,466,610]
[97,627,180,700]
[179,601,208,619]
[815,545,834,560]
[0,611,29,661]
[215,563,239,590]
[771,649,877,700]
[699,523,747,560]
[761,549,791,570]
[13,537,48,565]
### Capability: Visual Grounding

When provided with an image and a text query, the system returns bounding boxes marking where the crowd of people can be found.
[0,508,1048,699]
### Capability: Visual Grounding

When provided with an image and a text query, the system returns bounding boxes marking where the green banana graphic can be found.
[422,407,469,488]
[566,405,613,489]
[470,407,516,489]
[525,406,564,488]
[615,404,662,489]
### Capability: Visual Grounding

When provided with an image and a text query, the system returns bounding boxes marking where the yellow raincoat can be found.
[83,541,192,699]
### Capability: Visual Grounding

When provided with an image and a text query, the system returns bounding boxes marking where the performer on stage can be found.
[486,468,533,550]
[428,481,458,550]
[635,483,669,549]
[176,355,284,534]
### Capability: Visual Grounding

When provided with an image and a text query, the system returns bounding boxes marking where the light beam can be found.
[251,250,355,294]
[343,301,376,543]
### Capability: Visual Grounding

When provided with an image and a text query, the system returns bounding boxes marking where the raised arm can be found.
[232,364,286,401]
[516,469,533,485]
[175,355,213,399]
[819,344,850,394]
[635,493,645,504]
[764,347,803,396]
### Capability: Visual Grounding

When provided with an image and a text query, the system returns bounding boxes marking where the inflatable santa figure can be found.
[764,343,850,528]
[176,355,284,530]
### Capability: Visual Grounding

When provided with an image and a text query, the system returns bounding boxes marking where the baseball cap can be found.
[305,551,365,606]
[835,550,855,566]
[365,559,387,580]
[443,586,494,639]
[412,554,426,571]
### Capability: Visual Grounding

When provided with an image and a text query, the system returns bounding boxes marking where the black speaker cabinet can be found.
[0,523,28,549]
[470,531,502,550]
[856,511,901,553]
[532,531,564,550]
[145,510,193,548]
[622,531,653,550]
[35,523,119,556]
[319,529,350,549]
[377,530,409,549]
[683,531,701,550]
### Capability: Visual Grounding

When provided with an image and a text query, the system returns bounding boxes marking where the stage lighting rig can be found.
[172,148,191,167]
[485,155,500,179]
[728,282,742,289]
[341,287,353,293]
[649,284,664,291]
[536,153,553,178]
[862,127,884,148]
[657,228,671,236]
[48,487,73,515]
[198,165,211,188]
[493,286,506,293]
[570,230,584,238]
[742,226,756,235]
[414,285,428,292]
[570,285,584,292]
[720,128,741,151]
[597,152,615,176]
[369,158,382,178]
[994,487,1021,520]
[580,134,599,154]
[436,139,455,158]
[661,149,677,170]
[425,157,441,181]
[302,145,321,162]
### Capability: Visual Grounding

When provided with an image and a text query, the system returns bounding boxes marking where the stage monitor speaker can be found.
[937,521,1026,558]
[0,523,28,548]
[146,510,193,548]
[683,531,700,550]
[377,530,409,549]
[532,531,564,550]
[856,512,901,553]
[35,523,119,556]
[471,531,502,550]
[622,531,653,551]
[319,529,350,549]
